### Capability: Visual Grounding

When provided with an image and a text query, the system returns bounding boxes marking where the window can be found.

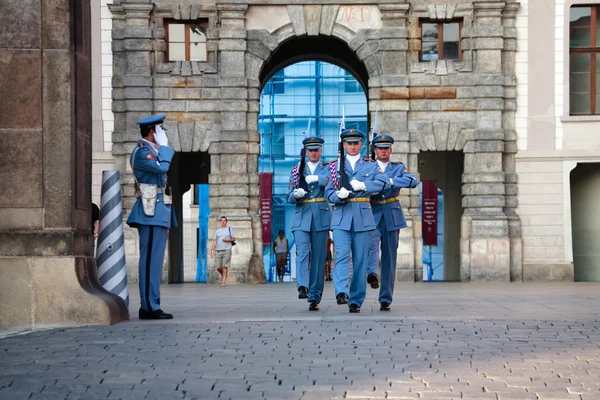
[192,184,199,205]
[264,70,285,95]
[420,20,461,61]
[344,71,361,93]
[165,21,207,62]
[569,6,600,115]
[272,122,285,159]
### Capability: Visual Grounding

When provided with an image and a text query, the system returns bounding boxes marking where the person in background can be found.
[273,230,289,282]
[211,216,236,287]
[324,234,333,281]
[92,203,100,254]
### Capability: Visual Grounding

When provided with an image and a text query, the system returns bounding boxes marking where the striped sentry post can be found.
[97,170,129,306]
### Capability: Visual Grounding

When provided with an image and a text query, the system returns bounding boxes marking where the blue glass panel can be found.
[195,184,211,282]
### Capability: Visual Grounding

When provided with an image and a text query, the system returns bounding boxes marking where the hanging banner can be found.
[422,180,438,246]
[259,173,273,245]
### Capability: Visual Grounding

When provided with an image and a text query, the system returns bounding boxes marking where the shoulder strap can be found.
[131,146,141,189]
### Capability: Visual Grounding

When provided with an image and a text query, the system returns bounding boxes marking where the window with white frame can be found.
[420,20,462,61]
[166,21,208,62]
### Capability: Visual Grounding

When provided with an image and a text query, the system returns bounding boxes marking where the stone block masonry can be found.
[109,0,522,284]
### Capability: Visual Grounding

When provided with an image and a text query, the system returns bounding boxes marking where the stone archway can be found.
[225,4,392,282]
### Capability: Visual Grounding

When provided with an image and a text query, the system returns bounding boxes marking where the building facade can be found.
[92,0,600,284]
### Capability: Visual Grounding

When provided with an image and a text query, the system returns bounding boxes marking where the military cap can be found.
[302,136,324,150]
[372,134,395,148]
[137,113,166,126]
[340,129,365,143]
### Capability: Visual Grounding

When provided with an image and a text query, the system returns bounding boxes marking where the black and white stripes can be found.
[97,170,129,306]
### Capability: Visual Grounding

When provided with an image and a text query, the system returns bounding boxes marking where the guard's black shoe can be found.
[336,293,349,305]
[139,308,173,320]
[309,300,319,311]
[349,304,361,313]
[298,286,308,299]
[367,273,380,289]
[380,302,391,311]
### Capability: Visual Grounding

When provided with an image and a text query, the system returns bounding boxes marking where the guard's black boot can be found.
[367,273,380,289]
[336,293,349,305]
[298,286,308,299]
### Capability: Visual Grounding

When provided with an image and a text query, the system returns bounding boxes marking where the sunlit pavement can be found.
[1,282,599,399]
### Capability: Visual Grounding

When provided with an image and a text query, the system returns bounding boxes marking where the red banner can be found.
[422,180,438,246]
[259,173,273,245]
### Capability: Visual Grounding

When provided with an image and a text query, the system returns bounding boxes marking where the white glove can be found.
[305,175,319,184]
[154,125,169,147]
[293,188,306,199]
[350,179,366,192]
[336,187,350,199]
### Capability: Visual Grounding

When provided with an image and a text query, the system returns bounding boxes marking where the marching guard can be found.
[325,129,389,313]
[367,135,418,311]
[285,136,332,311]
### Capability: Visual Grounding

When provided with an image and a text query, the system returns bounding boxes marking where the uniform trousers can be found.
[293,233,309,291]
[137,225,168,312]
[293,225,327,303]
[332,224,371,307]
[367,217,400,305]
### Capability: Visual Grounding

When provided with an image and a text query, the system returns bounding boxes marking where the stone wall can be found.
[0,0,128,333]
[110,0,522,283]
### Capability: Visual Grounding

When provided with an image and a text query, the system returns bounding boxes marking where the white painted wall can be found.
[555,0,565,149]
[515,0,528,151]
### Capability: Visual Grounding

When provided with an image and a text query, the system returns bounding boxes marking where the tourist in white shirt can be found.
[210,216,236,287]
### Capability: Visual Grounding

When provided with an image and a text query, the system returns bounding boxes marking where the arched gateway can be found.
[108,0,522,285]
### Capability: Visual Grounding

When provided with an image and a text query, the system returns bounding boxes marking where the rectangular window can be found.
[420,20,462,61]
[344,71,361,93]
[264,70,285,95]
[192,184,199,205]
[569,6,600,115]
[165,21,208,62]
[272,122,285,159]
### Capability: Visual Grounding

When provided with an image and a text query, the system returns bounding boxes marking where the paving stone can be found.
[2,284,600,399]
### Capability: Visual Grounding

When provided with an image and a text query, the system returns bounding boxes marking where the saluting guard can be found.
[367,135,418,311]
[325,129,388,313]
[126,113,177,320]
[285,136,332,311]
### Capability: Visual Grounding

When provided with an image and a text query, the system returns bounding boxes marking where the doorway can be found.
[418,151,463,281]
[570,162,600,281]
[167,151,211,283]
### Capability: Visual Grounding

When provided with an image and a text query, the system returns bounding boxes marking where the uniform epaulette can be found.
[362,157,375,162]
[390,161,406,165]
[323,160,336,165]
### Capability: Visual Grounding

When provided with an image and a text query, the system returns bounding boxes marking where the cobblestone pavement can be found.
[1,282,600,400]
